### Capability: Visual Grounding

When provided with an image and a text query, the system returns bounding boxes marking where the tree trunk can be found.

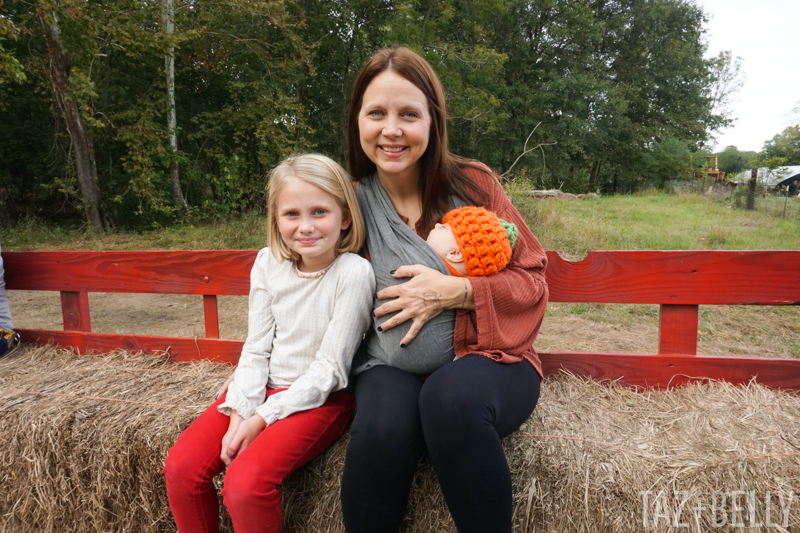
[746,167,757,211]
[163,0,187,212]
[588,160,602,192]
[36,6,104,230]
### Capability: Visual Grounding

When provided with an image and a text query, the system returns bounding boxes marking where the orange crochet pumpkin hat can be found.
[442,206,517,276]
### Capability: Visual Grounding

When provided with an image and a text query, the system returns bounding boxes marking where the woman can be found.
[341,47,548,533]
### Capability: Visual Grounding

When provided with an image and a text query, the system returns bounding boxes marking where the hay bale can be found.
[2,346,799,532]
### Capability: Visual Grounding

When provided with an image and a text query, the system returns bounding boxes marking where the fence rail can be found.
[5,250,800,390]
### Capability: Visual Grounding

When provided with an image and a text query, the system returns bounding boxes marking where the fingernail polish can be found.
[389,269,396,275]
[377,326,383,332]
[227,451,233,458]
[400,343,406,348]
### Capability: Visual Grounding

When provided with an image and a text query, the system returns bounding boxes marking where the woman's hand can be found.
[220,411,267,466]
[375,264,474,346]
[216,372,235,399]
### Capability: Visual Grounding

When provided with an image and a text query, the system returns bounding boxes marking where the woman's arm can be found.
[375,165,547,350]
[373,266,473,346]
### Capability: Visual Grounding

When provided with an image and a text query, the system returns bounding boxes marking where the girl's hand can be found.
[220,412,267,466]
[216,372,236,399]
[374,265,473,346]
[221,411,244,466]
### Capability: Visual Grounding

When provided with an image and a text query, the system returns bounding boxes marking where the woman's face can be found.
[358,70,432,183]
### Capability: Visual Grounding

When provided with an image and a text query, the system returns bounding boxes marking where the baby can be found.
[356,206,518,376]
[425,206,518,278]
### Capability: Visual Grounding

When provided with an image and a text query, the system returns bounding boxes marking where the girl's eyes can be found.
[282,209,327,216]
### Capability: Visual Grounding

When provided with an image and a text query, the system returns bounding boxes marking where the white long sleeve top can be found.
[218,249,375,425]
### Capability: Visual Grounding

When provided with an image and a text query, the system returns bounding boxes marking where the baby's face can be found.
[426,222,459,259]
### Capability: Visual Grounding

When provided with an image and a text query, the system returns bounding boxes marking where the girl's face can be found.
[358,70,432,184]
[275,177,351,272]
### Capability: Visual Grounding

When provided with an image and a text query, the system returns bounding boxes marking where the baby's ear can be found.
[445,249,464,264]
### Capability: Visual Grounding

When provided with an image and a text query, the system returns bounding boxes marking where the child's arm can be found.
[218,249,276,420]
[255,256,375,426]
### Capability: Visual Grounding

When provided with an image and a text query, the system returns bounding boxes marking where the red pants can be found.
[163,388,354,533]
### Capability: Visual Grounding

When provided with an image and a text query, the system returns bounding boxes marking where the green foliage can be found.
[715,145,758,174]
[762,125,800,165]
[0,2,26,86]
[0,0,734,227]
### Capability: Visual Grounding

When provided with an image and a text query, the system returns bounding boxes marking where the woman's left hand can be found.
[375,264,473,346]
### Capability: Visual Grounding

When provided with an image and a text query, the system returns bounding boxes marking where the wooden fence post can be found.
[746,167,757,211]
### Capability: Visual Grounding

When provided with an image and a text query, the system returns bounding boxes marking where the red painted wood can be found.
[545,250,800,305]
[203,295,220,339]
[540,352,800,391]
[17,329,243,365]
[61,291,92,332]
[658,304,698,355]
[3,250,257,295]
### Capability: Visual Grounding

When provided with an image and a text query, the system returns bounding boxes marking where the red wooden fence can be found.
[4,250,800,389]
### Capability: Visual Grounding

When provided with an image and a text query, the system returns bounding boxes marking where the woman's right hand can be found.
[220,410,244,466]
[216,372,236,399]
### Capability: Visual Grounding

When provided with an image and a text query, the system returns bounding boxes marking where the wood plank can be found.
[545,250,800,305]
[203,295,220,339]
[3,250,257,295]
[61,291,91,332]
[658,304,698,355]
[540,351,800,391]
[17,329,243,365]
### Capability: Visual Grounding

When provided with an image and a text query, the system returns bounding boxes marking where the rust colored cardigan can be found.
[357,164,549,378]
[454,166,548,378]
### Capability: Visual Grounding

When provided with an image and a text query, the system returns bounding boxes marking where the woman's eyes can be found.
[366,110,419,119]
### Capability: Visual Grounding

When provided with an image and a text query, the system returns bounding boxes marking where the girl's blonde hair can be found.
[267,153,365,263]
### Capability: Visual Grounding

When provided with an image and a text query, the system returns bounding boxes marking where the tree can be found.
[707,51,745,119]
[35,1,104,230]
[763,125,800,165]
[0,2,26,86]
[163,0,186,212]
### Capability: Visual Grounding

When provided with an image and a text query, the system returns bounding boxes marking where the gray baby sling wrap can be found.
[353,174,464,375]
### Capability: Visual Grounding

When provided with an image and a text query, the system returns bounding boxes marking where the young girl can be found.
[163,154,375,533]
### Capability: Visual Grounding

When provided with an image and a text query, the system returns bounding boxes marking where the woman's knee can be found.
[349,406,423,462]
[419,377,490,437]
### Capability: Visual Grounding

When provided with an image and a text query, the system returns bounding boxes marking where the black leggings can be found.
[340,354,541,533]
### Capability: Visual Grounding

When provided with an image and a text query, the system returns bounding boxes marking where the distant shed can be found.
[732,165,800,194]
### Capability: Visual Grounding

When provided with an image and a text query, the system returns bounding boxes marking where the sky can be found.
[699,0,800,153]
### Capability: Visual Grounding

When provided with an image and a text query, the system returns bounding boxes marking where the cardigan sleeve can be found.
[454,165,549,376]
[218,248,275,419]
[256,256,375,425]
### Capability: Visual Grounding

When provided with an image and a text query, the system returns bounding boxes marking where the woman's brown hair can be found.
[347,47,489,237]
